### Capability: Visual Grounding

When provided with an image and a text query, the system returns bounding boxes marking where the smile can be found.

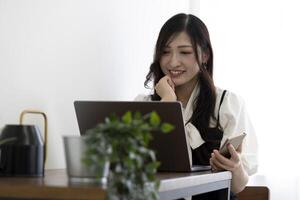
[169,70,185,76]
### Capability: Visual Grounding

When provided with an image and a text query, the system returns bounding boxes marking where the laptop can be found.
[74,101,211,172]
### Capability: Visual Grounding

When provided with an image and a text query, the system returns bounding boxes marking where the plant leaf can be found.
[134,111,142,120]
[161,123,174,133]
[122,111,132,124]
[150,111,160,126]
[145,161,160,174]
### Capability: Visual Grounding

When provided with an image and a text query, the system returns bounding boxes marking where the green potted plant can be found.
[83,111,174,200]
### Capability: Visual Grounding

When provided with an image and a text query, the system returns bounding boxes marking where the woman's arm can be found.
[213,89,258,192]
[210,144,249,193]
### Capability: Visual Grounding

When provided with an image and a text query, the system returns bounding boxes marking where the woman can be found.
[135,13,258,199]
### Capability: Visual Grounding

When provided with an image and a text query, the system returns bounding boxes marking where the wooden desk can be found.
[0,169,232,200]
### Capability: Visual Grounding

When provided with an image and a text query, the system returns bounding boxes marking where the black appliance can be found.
[0,110,47,177]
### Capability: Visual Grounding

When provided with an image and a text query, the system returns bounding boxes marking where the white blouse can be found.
[134,86,258,176]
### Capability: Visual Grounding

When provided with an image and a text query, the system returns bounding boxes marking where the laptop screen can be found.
[74,101,193,172]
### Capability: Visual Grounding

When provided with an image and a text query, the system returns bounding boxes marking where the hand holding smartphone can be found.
[219,133,246,158]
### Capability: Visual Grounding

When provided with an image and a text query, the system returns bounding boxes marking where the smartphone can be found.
[219,133,246,158]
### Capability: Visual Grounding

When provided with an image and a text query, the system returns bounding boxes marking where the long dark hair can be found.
[144,13,217,130]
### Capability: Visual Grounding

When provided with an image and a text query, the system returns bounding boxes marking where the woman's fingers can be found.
[211,151,232,171]
[228,144,240,162]
[156,76,174,91]
[155,75,176,100]
[213,150,233,166]
[210,155,223,171]
[210,148,241,172]
[165,76,175,90]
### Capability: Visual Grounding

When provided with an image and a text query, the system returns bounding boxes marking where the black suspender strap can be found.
[192,89,227,165]
[217,90,227,123]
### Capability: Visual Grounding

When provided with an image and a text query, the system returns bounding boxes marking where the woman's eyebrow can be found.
[164,45,193,48]
[178,45,193,48]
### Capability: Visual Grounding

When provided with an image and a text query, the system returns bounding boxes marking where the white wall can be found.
[195,0,300,199]
[0,0,189,169]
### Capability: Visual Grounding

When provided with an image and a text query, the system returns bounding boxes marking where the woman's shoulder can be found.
[215,87,245,106]
[215,87,246,115]
[134,94,152,101]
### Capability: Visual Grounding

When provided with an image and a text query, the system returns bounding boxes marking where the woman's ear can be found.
[202,53,209,64]
[197,47,209,65]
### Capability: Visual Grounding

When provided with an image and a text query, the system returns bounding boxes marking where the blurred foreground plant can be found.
[83,111,174,200]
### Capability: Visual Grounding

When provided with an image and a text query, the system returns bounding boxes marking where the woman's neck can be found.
[175,77,199,107]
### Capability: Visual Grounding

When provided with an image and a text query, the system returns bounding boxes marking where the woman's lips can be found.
[169,70,185,77]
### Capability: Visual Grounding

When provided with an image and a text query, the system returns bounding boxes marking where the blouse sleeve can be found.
[218,91,259,175]
[134,94,151,101]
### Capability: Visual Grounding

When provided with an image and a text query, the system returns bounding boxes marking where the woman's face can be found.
[159,31,202,88]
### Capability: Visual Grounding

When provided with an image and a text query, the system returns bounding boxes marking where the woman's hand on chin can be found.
[155,75,177,101]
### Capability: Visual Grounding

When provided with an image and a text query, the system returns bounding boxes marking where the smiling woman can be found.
[135,13,258,200]
[158,32,201,104]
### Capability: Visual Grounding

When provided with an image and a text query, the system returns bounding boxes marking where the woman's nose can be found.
[169,53,180,67]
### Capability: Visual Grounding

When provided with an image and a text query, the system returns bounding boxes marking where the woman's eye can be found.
[163,51,170,54]
[181,51,192,55]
